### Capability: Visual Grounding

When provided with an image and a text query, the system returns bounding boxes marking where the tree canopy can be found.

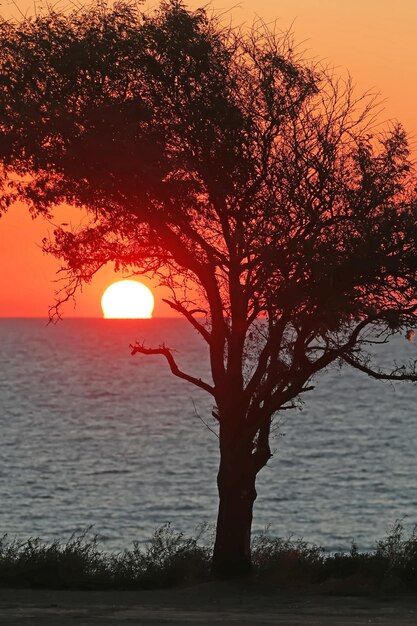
[1,0,417,575]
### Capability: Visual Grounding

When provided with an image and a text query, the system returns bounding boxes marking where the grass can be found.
[1,522,417,592]
[0,524,211,590]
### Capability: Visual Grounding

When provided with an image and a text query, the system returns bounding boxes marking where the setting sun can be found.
[101,280,154,319]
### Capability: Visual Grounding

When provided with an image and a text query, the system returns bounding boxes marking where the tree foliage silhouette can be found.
[1,1,417,575]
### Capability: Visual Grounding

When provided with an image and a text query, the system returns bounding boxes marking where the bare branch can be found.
[192,400,219,438]
[130,343,215,395]
[342,353,417,382]
[162,298,211,343]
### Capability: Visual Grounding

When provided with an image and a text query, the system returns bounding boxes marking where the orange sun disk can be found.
[101,280,154,319]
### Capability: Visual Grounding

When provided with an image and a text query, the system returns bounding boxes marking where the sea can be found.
[1,318,416,554]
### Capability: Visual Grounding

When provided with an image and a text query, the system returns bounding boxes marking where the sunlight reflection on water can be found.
[0,318,416,552]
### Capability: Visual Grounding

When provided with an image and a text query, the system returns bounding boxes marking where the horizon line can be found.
[0,315,186,320]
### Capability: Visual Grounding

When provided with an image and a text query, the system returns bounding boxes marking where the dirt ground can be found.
[0,583,416,625]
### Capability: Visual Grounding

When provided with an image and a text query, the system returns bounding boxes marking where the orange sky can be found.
[1,0,416,317]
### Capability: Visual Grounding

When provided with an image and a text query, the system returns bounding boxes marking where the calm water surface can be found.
[0,318,416,552]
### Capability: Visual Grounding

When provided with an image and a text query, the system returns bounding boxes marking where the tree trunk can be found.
[211,447,257,578]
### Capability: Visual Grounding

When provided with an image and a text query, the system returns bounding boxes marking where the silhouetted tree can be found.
[1,1,417,576]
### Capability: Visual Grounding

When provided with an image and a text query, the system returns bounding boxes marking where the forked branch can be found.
[130,342,215,395]
[162,298,211,343]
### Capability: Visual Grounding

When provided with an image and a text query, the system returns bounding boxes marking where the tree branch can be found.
[342,353,417,382]
[162,298,211,343]
[155,223,227,382]
[244,314,289,402]
[130,343,215,395]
